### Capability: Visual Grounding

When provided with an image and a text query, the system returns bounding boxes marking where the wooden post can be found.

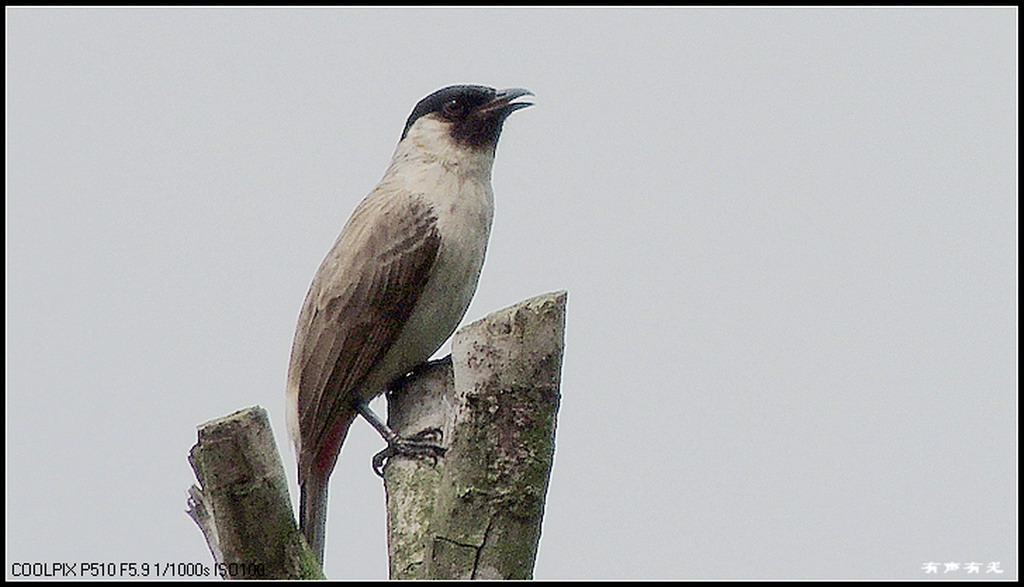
[187,291,567,580]
[383,290,567,579]
[187,406,322,580]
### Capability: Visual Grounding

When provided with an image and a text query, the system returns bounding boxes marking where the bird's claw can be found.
[408,427,444,444]
[372,428,447,477]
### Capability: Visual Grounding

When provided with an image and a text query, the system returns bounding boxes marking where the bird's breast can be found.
[359,166,494,400]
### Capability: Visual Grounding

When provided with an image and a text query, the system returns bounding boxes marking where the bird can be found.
[285,84,533,564]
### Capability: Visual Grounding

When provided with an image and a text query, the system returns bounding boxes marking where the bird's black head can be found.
[401,85,533,149]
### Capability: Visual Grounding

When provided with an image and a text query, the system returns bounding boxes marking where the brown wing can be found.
[288,188,441,475]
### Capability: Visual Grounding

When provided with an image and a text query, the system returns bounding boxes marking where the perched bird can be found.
[286,84,533,563]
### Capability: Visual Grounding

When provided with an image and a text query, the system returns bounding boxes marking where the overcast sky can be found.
[6,7,1017,581]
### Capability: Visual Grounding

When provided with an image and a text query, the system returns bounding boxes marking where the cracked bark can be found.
[187,406,323,580]
[383,291,567,580]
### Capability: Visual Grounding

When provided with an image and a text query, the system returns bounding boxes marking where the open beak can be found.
[477,87,534,116]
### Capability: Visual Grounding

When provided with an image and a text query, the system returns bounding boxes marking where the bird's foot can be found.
[372,427,447,477]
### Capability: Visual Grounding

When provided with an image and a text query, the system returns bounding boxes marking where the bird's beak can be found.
[477,88,534,116]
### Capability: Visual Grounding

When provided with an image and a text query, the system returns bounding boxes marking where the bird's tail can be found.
[300,472,329,564]
[297,410,357,566]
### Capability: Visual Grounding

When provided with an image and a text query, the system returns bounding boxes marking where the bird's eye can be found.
[441,99,464,119]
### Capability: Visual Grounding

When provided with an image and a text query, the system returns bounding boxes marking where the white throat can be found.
[387,115,496,182]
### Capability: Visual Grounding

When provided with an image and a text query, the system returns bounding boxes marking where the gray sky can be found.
[6,7,1017,580]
